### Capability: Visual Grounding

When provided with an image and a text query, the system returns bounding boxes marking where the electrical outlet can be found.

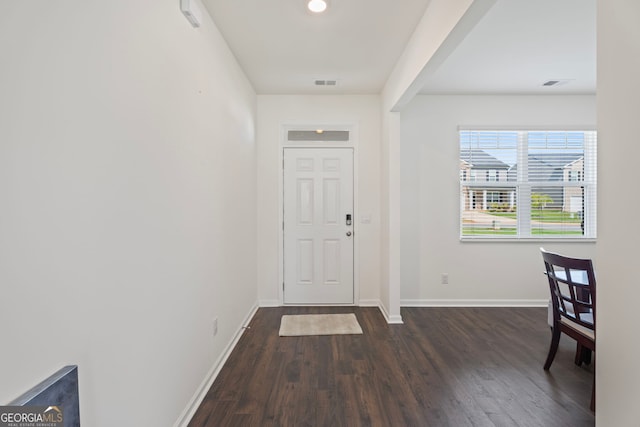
[441,273,449,285]
[213,318,218,336]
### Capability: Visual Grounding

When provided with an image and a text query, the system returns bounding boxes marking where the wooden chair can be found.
[540,248,595,411]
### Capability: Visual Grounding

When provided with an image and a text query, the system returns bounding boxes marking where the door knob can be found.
[346,231,352,237]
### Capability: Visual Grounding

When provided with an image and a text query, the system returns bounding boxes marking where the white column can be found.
[381,111,403,324]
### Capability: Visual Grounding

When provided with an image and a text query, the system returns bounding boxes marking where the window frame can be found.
[459,128,597,242]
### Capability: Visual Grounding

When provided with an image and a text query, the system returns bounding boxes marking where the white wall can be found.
[401,95,596,304]
[596,0,640,423]
[0,2,257,426]
[256,95,381,306]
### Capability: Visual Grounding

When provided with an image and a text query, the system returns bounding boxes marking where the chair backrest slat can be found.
[541,248,596,333]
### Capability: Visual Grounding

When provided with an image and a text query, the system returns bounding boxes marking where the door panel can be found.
[323,179,340,224]
[284,148,354,304]
[297,239,314,284]
[323,239,340,284]
[297,179,314,224]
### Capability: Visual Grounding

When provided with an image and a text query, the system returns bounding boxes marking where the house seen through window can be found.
[460,130,597,239]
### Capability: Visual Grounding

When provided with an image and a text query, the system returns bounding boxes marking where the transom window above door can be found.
[287,130,350,142]
[282,125,355,147]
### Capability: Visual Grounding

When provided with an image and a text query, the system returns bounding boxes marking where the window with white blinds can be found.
[460,130,597,239]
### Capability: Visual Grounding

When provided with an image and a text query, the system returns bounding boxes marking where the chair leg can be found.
[544,326,561,370]
[575,343,584,366]
[590,374,595,412]
[574,343,593,366]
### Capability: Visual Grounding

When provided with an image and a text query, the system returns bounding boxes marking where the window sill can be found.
[460,237,597,243]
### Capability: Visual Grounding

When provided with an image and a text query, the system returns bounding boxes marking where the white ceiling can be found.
[419,0,596,95]
[202,0,596,96]
[202,0,431,94]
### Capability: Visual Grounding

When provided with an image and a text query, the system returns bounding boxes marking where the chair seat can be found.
[560,313,594,340]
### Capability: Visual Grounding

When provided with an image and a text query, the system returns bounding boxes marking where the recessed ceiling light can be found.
[308,0,327,13]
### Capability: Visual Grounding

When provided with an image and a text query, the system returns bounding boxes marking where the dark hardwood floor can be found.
[188,306,594,427]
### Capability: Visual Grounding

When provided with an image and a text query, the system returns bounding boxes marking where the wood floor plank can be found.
[188,307,595,427]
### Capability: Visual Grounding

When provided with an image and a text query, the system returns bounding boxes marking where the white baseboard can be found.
[260,298,406,324]
[357,299,381,307]
[173,303,259,427]
[377,301,404,324]
[400,299,548,307]
[258,299,280,307]
[359,299,403,323]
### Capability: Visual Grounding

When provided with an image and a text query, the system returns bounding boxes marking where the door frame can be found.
[278,123,359,306]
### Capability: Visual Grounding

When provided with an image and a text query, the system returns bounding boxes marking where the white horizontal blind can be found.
[460,130,597,239]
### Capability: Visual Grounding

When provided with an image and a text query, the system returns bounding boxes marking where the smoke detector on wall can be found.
[181,0,202,28]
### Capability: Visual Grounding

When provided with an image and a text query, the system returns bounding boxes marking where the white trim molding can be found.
[174,303,259,427]
[357,299,382,307]
[258,299,280,307]
[279,122,360,306]
[401,299,548,307]
[378,300,404,324]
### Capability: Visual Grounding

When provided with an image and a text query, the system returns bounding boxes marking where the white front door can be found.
[283,148,354,304]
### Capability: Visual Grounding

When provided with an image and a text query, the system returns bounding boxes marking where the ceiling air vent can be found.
[314,79,338,86]
[542,79,571,87]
